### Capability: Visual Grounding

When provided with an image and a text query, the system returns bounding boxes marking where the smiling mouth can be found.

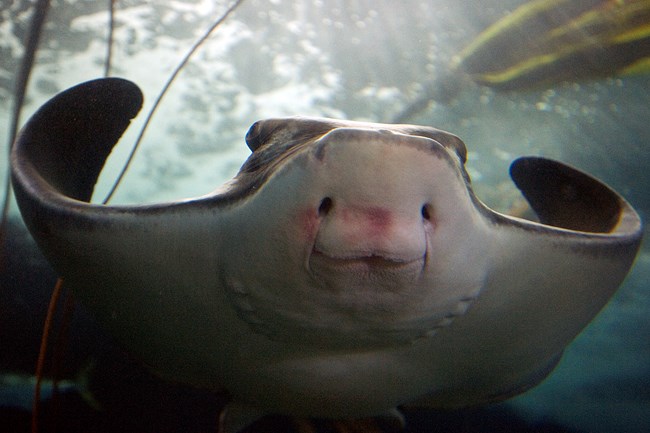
[308,249,426,282]
[311,249,422,266]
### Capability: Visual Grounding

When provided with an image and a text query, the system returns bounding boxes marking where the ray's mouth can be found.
[308,248,426,284]
[311,249,423,268]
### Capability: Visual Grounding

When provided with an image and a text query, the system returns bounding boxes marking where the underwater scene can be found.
[1,0,649,432]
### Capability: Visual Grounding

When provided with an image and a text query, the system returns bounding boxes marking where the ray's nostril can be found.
[318,197,333,216]
[421,204,432,221]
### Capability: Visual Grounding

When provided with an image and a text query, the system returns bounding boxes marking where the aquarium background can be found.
[1,0,648,432]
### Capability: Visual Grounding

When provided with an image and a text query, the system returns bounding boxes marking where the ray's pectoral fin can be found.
[509,156,627,233]
[482,351,564,405]
[218,404,406,433]
[218,402,268,433]
[12,77,143,203]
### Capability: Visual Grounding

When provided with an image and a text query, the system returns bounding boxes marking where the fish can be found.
[0,362,98,412]
[454,0,650,90]
[10,77,643,432]
[394,0,650,122]
[0,373,79,411]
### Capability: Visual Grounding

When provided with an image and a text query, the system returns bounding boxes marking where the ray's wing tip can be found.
[508,156,643,238]
[85,77,144,118]
[11,78,144,203]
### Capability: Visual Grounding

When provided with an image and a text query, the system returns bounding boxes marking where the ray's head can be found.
[225,117,485,347]
[239,117,473,270]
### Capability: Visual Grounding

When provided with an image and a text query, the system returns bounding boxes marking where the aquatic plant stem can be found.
[0,0,51,262]
[0,3,55,433]
[104,0,116,77]
[31,278,65,433]
[48,290,76,432]
[102,0,247,204]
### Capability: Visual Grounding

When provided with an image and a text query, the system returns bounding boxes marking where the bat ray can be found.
[10,78,643,431]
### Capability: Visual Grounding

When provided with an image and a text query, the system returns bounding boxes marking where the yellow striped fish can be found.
[456,0,650,90]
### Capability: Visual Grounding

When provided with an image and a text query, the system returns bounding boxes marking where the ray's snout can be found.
[309,128,439,265]
[313,197,431,264]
